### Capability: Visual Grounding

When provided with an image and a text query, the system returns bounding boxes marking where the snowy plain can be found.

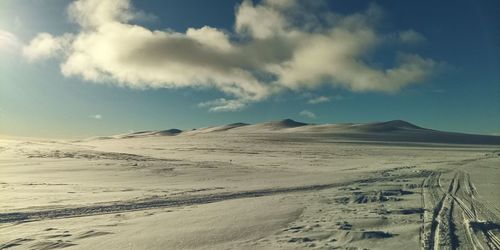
[1,120,499,249]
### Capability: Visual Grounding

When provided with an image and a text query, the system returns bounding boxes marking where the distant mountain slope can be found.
[284,120,500,145]
[183,123,249,135]
[227,119,308,132]
[92,119,500,145]
[354,120,426,132]
[106,129,182,139]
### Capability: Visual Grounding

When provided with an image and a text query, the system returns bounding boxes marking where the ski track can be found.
[0,171,426,224]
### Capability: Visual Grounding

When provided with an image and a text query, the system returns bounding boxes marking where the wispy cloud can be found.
[89,114,102,119]
[307,96,330,104]
[399,30,426,44]
[198,98,245,112]
[307,94,344,104]
[23,0,439,111]
[299,110,316,119]
[0,30,21,52]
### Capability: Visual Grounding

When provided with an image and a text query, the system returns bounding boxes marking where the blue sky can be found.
[0,0,499,138]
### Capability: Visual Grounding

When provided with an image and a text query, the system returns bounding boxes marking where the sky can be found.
[0,0,499,138]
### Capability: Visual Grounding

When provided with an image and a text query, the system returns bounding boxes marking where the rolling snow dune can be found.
[116,129,182,138]
[182,123,249,135]
[105,119,500,145]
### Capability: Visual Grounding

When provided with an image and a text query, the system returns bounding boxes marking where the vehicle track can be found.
[421,170,500,250]
[0,171,427,224]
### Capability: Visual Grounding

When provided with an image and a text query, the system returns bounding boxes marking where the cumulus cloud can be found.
[299,110,316,119]
[23,0,439,111]
[89,114,102,119]
[23,33,73,61]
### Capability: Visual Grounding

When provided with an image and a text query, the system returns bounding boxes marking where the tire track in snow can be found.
[421,170,500,250]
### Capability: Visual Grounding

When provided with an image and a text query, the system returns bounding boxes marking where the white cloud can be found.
[299,110,316,119]
[22,33,73,62]
[399,30,426,44]
[235,0,287,39]
[308,96,330,104]
[67,0,136,29]
[89,114,102,119]
[198,98,246,112]
[23,0,439,111]
[0,30,21,52]
[307,94,344,104]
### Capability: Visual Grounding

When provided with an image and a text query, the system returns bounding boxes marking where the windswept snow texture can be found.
[1,120,499,249]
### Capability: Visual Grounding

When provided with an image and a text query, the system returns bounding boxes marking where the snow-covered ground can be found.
[1,120,499,249]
